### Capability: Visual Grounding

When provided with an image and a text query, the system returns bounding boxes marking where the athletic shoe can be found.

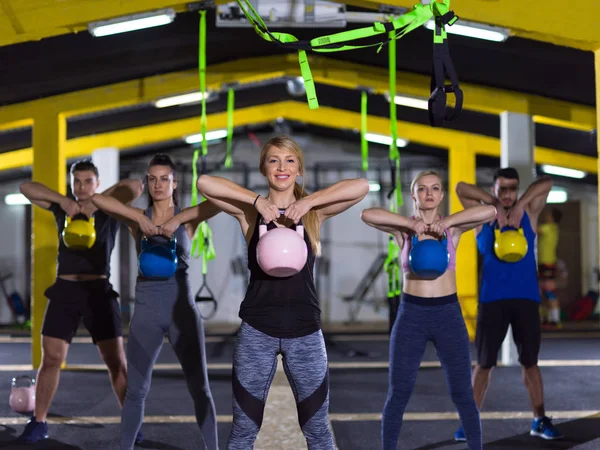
[18,416,48,443]
[531,416,563,440]
[454,426,466,442]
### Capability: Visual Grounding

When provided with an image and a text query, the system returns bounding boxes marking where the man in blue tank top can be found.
[453,167,563,441]
[18,159,143,444]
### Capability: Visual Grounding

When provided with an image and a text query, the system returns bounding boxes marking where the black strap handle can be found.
[428,17,463,127]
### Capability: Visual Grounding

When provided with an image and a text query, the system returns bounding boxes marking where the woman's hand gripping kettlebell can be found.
[410,217,428,236]
[137,214,159,237]
[428,219,447,238]
[255,196,280,224]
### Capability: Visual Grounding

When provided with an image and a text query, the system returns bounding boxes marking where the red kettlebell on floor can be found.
[9,375,36,414]
[256,211,308,277]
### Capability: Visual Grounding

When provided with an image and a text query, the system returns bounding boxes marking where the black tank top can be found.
[50,202,119,277]
[240,214,320,338]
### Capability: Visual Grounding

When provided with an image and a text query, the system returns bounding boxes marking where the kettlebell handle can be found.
[411,229,448,247]
[65,213,92,226]
[259,210,304,238]
[141,234,177,249]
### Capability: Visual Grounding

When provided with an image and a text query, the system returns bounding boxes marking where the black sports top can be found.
[239,214,320,338]
[49,202,119,277]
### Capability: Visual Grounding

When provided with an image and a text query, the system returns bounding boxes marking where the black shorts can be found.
[475,299,541,368]
[42,278,122,344]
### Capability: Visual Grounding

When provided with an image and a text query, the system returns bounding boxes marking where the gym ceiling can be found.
[0,0,597,182]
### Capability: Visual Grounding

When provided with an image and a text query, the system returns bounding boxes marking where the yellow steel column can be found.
[31,112,66,368]
[449,142,478,340]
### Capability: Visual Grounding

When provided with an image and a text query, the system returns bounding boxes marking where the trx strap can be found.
[386,29,402,333]
[224,88,235,169]
[428,1,463,127]
[192,10,217,319]
[360,90,368,173]
[235,0,462,126]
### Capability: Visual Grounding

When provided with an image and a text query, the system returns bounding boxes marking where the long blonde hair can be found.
[259,135,321,256]
[410,170,443,218]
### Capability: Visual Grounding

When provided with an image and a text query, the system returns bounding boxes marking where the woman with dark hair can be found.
[92,154,221,450]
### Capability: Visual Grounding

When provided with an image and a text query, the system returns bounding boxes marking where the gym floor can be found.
[0,326,599,450]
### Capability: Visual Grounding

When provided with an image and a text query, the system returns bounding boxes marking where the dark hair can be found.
[551,207,562,224]
[70,159,99,177]
[145,153,179,207]
[493,167,519,183]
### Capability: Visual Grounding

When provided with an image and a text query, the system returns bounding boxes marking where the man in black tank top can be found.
[17,159,144,444]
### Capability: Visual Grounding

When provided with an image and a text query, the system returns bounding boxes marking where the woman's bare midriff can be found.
[403,270,457,298]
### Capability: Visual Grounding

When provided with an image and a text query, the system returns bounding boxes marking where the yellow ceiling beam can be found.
[0,101,595,176]
[1,0,598,51]
[0,102,286,171]
[0,118,32,132]
[0,0,190,48]
[0,55,595,132]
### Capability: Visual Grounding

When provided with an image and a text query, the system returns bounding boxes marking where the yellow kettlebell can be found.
[62,214,96,250]
[494,227,528,263]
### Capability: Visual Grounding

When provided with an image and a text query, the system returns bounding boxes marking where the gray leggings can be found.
[121,275,218,450]
[227,322,334,450]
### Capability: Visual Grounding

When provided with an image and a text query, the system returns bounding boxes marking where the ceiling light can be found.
[386,94,429,110]
[541,165,586,179]
[88,9,176,37]
[185,129,229,144]
[5,194,30,205]
[424,19,510,42]
[154,92,210,108]
[547,188,568,204]
[365,133,409,148]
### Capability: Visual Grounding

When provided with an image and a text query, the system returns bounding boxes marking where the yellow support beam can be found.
[31,113,67,369]
[0,118,32,132]
[1,0,598,51]
[448,143,478,341]
[0,55,595,132]
[0,0,191,48]
[1,101,597,176]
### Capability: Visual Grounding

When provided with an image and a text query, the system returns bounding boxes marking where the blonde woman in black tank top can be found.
[197,135,369,450]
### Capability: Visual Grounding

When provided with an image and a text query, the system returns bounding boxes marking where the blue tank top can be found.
[477,212,540,304]
[135,205,190,276]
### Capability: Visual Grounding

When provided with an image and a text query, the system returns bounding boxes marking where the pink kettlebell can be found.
[9,375,36,414]
[256,214,308,277]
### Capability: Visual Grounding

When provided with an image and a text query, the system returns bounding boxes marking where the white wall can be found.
[0,181,28,325]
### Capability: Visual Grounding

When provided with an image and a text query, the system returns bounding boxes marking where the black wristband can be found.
[253,194,261,208]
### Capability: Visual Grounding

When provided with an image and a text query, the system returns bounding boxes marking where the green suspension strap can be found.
[224,88,235,169]
[192,9,209,259]
[191,9,217,320]
[360,90,368,174]
[235,0,461,124]
[385,27,402,333]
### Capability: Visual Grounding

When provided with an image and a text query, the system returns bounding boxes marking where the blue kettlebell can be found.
[138,235,178,279]
[408,233,450,280]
